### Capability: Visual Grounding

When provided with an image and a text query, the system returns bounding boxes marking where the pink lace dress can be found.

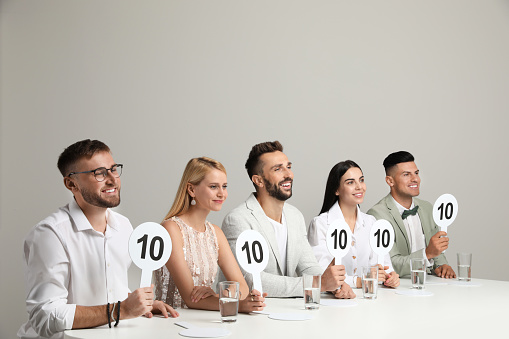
[154,216,219,308]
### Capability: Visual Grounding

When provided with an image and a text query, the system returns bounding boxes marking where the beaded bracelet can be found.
[115,301,121,327]
[106,303,111,328]
[110,302,116,323]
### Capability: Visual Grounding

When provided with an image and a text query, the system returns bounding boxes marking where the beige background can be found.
[1,1,509,337]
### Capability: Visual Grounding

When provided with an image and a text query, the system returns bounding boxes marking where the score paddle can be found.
[433,193,458,231]
[369,219,395,266]
[432,194,458,253]
[128,222,172,288]
[235,230,269,294]
[326,219,352,265]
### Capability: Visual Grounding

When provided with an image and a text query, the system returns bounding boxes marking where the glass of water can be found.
[303,274,321,309]
[457,253,472,281]
[362,265,378,299]
[219,281,239,323]
[410,258,426,289]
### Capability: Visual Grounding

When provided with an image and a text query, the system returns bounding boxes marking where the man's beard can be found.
[262,176,292,201]
[80,186,121,208]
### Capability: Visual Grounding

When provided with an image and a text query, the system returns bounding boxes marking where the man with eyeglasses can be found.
[18,139,178,339]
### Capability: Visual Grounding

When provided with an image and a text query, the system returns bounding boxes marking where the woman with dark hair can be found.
[308,161,400,290]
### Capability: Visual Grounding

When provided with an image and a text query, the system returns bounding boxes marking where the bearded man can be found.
[220,141,354,298]
[18,139,178,339]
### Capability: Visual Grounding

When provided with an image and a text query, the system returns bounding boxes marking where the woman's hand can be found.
[190,286,217,303]
[378,265,390,283]
[334,283,356,299]
[238,289,267,313]
[383,271,400,288]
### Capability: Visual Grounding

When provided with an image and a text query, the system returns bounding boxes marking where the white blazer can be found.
[221,193,322,297]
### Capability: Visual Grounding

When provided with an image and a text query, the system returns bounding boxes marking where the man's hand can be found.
[145,300,179,318]
[333,283,356,299]
[434,264,456,279]
[384,271,400,288]
[321,260,346,291]
[120,286,155,320]
[425,231,449,259]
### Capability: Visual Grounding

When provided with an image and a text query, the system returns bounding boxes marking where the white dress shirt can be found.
[308,203,394,287]
[391,197,433,267]
[267,213,288,276]
[18,199,132,339]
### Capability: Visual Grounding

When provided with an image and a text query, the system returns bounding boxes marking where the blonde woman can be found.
[154,157,266,312]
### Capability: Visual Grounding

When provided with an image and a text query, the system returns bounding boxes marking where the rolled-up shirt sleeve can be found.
[23,224,76,338]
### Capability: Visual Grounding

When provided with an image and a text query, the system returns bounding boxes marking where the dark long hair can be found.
[319,160,362,214]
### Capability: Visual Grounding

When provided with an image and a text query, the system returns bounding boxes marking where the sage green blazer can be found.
[367,194,448,277]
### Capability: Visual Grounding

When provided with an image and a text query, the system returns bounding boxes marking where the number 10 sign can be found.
[433,193,458,231]
[369,220,395,266]
[235,230,269,294]
[326,220,352,265]
[129,222,172,288]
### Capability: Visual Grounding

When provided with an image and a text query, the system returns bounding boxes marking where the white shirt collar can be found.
[68,198,119,233]
[327,202,364,231]
[391,196,415,215]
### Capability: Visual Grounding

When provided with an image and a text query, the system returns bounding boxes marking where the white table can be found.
[65,277,508,339]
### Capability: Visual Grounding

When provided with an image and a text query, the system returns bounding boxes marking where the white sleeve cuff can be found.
[384,253,394,274]
[63,304,77,330]
[48,303,76,334]
[28,303,76,337]
[344,274,355,288]
[422,249,434,267]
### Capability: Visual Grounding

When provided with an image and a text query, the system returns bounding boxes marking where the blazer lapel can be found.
[384,194,411,253]
[246,194,284,274]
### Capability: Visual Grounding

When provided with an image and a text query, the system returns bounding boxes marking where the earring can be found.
[191,198,196,206]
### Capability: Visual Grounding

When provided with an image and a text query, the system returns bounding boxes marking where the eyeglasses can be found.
[68,164,123,182]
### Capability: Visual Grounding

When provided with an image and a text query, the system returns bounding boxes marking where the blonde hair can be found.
[163,157,227,221]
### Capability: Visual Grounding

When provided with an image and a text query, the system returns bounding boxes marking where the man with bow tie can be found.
[367,151,456,278]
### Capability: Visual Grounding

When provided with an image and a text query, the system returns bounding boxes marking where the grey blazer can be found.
[220,193,322,297]
[367,194,448,277]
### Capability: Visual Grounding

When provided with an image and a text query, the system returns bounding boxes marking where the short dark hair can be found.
[245,141,284,180]
[319,160,361,214]
[383,151,415,175]
[57,139,111,177]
